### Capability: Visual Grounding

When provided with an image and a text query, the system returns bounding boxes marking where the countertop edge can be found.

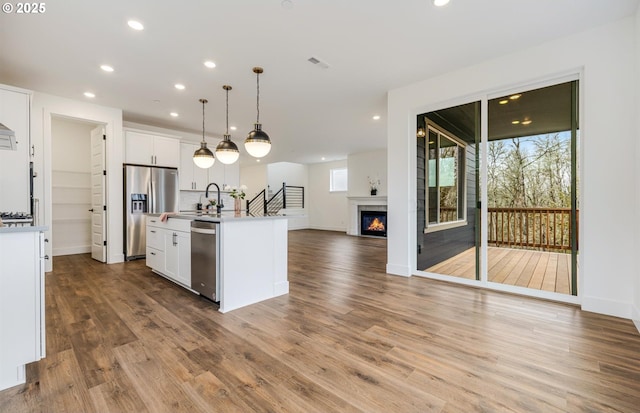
[0,225,48,234]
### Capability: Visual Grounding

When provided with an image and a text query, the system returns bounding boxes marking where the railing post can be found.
[282,182,287,209]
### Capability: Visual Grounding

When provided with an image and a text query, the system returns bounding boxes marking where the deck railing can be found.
[488,207,578,252]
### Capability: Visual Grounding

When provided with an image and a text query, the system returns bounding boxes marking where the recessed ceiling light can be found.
[256,159,261,162]
[499,99,509,105]
[127,20,144,31]
[204,61,216,69]
[230,126,237,131]
[321,157,326,161]
[512,120,520,125]
[174,83,185,90]
[84,92,95,98]
[509,94,522,100]
[434,0,450,6]
[372,115,381,120]
[522,120,532,125]
[100,65,114,72]
[170,112,179,117]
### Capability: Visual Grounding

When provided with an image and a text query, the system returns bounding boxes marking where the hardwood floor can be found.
[1,229,639,412]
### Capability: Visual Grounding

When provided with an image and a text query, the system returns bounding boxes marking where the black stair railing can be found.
[246,189,267,216]
[247,183,305,216]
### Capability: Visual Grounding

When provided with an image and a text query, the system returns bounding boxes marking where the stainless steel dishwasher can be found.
[190,220,219,302]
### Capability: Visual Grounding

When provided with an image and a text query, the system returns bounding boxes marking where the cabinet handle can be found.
[172,232,177,246]
[150,230,156,233]
[150,252,156,256]
[44,255,49,260]
[150,220,156,223]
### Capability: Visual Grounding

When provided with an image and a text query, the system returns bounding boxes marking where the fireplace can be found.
[360,211,387,237]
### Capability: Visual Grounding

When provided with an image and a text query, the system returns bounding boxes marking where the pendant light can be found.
[245,67,272,158]
[193,98,215,169]
[215,85,240,164]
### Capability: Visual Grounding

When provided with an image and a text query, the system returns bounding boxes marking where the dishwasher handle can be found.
[191,227,216,235]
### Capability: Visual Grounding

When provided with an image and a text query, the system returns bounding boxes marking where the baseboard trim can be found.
[386,263,411,277]
[52,246,90,256]
[581,295,633,320]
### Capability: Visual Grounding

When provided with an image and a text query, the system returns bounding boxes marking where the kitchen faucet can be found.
[205,182,224,214]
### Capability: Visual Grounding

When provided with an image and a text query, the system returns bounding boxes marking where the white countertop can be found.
[149,212,287,223]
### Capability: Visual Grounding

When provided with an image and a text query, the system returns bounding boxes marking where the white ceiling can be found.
[1,0,638,165]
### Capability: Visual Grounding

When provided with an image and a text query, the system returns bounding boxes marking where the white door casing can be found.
[90,125,106,262]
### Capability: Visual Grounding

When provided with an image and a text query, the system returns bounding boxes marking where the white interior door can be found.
[90,126,106,262]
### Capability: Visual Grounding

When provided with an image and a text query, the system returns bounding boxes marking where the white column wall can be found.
[31,92,123,270]
[388,16,638,318]
[307,160,348,231]
[634,5,640,326]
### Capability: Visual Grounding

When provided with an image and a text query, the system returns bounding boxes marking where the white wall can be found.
[348,149,387,196]
[51,117,94,256]
[240,163,268,199]
[388,16,638,319]
[307,160,348,231]
[267,162,308,191]
[32,92,123,271]
[634,5,640,327]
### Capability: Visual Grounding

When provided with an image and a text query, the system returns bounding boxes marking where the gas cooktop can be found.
[0,211,33,226]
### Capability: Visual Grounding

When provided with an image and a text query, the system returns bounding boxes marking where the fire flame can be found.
[367,218,385,231]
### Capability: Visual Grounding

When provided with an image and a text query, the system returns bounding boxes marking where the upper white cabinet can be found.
[125,130,180,168]
[0,84,31,212]
[179,142,240,191]
[179,143,209,191]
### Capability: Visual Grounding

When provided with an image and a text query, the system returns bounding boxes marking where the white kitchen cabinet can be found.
[125,130,180,168]
[0,227,45,391]
[179,143,209,191]
[0,84,31,213]
[146,216,191,287]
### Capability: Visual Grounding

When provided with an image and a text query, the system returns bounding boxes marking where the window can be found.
[330,167,348,192]
[427,125,466,226]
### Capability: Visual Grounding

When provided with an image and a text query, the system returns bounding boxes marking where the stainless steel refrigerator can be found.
[124,164,179,260]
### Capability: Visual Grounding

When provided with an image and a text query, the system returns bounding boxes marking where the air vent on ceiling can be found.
[307,56,330,69]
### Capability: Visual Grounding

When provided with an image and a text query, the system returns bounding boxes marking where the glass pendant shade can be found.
[193,141,215,168]
[193,98,215,168]
[215,135,240,164]
[245,123,271,158]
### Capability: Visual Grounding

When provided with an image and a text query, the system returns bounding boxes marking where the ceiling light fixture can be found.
[245,67,272,158]
[84,92,95,98]
[509,94,521,100]
[511,120,520,125]
[230,126,237,131]
[127,20,144,30]
[204,61,216,69]
[100,65,114,72]
[170,112,178,117]
[215,85,240,165]
[174,83,185,90]
[417,128,426,138]
[522,120,532,125]
[193,98,215,169]
[434,0,450,6]
[499,99,509,105]
[372,115,381,120]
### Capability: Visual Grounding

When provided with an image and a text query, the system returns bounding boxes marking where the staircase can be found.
[246,182,304,217]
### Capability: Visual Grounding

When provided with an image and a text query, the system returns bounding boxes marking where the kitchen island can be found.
[146,213,288,313]
[0,225,46,391]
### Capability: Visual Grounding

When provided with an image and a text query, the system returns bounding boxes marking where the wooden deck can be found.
[425,246,573,295]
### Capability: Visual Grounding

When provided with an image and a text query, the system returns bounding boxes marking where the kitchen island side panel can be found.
[218,217,288,313]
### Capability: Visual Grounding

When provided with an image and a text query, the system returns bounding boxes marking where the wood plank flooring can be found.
[1,229,639,412]
[426,246,573,295]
